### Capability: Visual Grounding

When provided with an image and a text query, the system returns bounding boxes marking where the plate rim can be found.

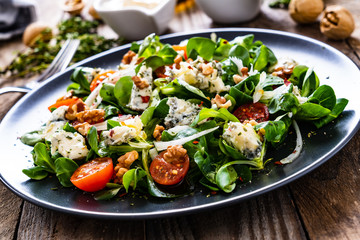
[1,28,360,219]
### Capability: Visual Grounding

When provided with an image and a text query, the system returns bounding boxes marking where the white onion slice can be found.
[280,120,303,164]
[154,126,219,151]
[167,125,191,135]
[149,148,159,160]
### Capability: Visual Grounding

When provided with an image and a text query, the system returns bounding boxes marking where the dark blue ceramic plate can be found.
[1,29,359,219]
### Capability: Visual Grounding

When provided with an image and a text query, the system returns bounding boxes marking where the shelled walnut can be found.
[320,5,355,40]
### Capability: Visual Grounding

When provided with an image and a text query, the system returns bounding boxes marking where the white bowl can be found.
[196,0,261,24]
[94,0,176,40]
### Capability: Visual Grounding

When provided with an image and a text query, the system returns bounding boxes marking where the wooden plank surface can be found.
[0,0,360,239]
[146,188,306,240]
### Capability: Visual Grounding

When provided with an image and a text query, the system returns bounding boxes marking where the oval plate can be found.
[1,28,360,219]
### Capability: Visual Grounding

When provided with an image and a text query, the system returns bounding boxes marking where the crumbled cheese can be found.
[49,106,68,122]
[42,121,66,141]
[223,121,262,159]
[102,116,144,145]
[128,66,153,111]
[165,56,230,93]
[51,131,89,159]
[102,126,137,145]
[164,97,201,129]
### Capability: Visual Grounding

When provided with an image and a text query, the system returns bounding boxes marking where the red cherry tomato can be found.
[90,70,115,91]
[233,102,269,123]
[70,157,113,192]
[150,150,190,186]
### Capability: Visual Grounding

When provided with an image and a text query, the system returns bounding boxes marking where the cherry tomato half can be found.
[48,98,78,111]
[233,102,269,123]
[150,151,190,186]
[70,157,113,192]
[90,70,115,91]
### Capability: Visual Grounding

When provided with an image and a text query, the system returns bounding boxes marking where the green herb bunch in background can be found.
[1,17,125,78]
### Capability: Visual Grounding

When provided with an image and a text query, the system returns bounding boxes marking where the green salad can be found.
[21,33,348,199]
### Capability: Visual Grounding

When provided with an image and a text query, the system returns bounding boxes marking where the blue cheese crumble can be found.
[128,65,153,111]
[165,56,230,93]
[164,97,201,129]
[223,122,263,159]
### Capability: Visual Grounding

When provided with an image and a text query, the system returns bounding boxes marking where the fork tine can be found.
[44,39,80,79]
[44,39,80,77]
[35,39,72,82]
[58,39,80,72]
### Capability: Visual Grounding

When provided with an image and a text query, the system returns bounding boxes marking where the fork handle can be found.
[0,86,31,95]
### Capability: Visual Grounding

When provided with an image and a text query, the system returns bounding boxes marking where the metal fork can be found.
[0,38,80,95]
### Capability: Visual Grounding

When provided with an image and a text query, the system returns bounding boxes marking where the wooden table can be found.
[1,0,360,239]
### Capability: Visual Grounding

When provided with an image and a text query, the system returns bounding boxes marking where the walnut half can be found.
[163,145,187,163]
[114,151,139,184]
[320,5,355,40]
[153,125,165,141]
[132,76,149,89]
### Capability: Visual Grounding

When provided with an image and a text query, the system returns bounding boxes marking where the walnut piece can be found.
[132,76,149,89]
[271,65,294,79]
[76,109,105,124]
[163,145,187,163]
[320,5,355,40]
[199,63,214,75]
[289,0,324,24]
[62,0,84,15]
[211,94,232,109]
[65,98,87,121]
[153,125,165,141]
[114,151,139,183]
[233,67,249,84]
[122,50,137,64]
[74,122,91,136]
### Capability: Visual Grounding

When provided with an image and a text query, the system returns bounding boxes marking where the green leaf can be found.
[22,166,49,180]
[194,150,217,184]
[100,83,118,106]
[114,76,134,106]
[186,37,216,61]
[103,105,120,119]
[301,68,319,97]
[21,130,43,146]
[54,157,79,187]
[254,116,291,146]
[107,119,121,129]
[33,143,55,173]
[94,185,122,200]
[122,168,147,192]
[87,126,99,155]
[70,67,90,93]
[229,45,250,66]
[213,38,233,61]
[295,103,332,121]
[230,34,255,50]
[268,93,300,115]
[308,85,336,110]
[63,122,77,133]
[253,45,269,71]
[216,163,238,193]
[191,108,239,126]
[160,79,210,105]
[313,98,348,128]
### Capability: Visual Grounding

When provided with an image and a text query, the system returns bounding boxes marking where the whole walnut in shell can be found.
[22,22,52,47]
[289,0,324,24]
[320,5,355,40]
